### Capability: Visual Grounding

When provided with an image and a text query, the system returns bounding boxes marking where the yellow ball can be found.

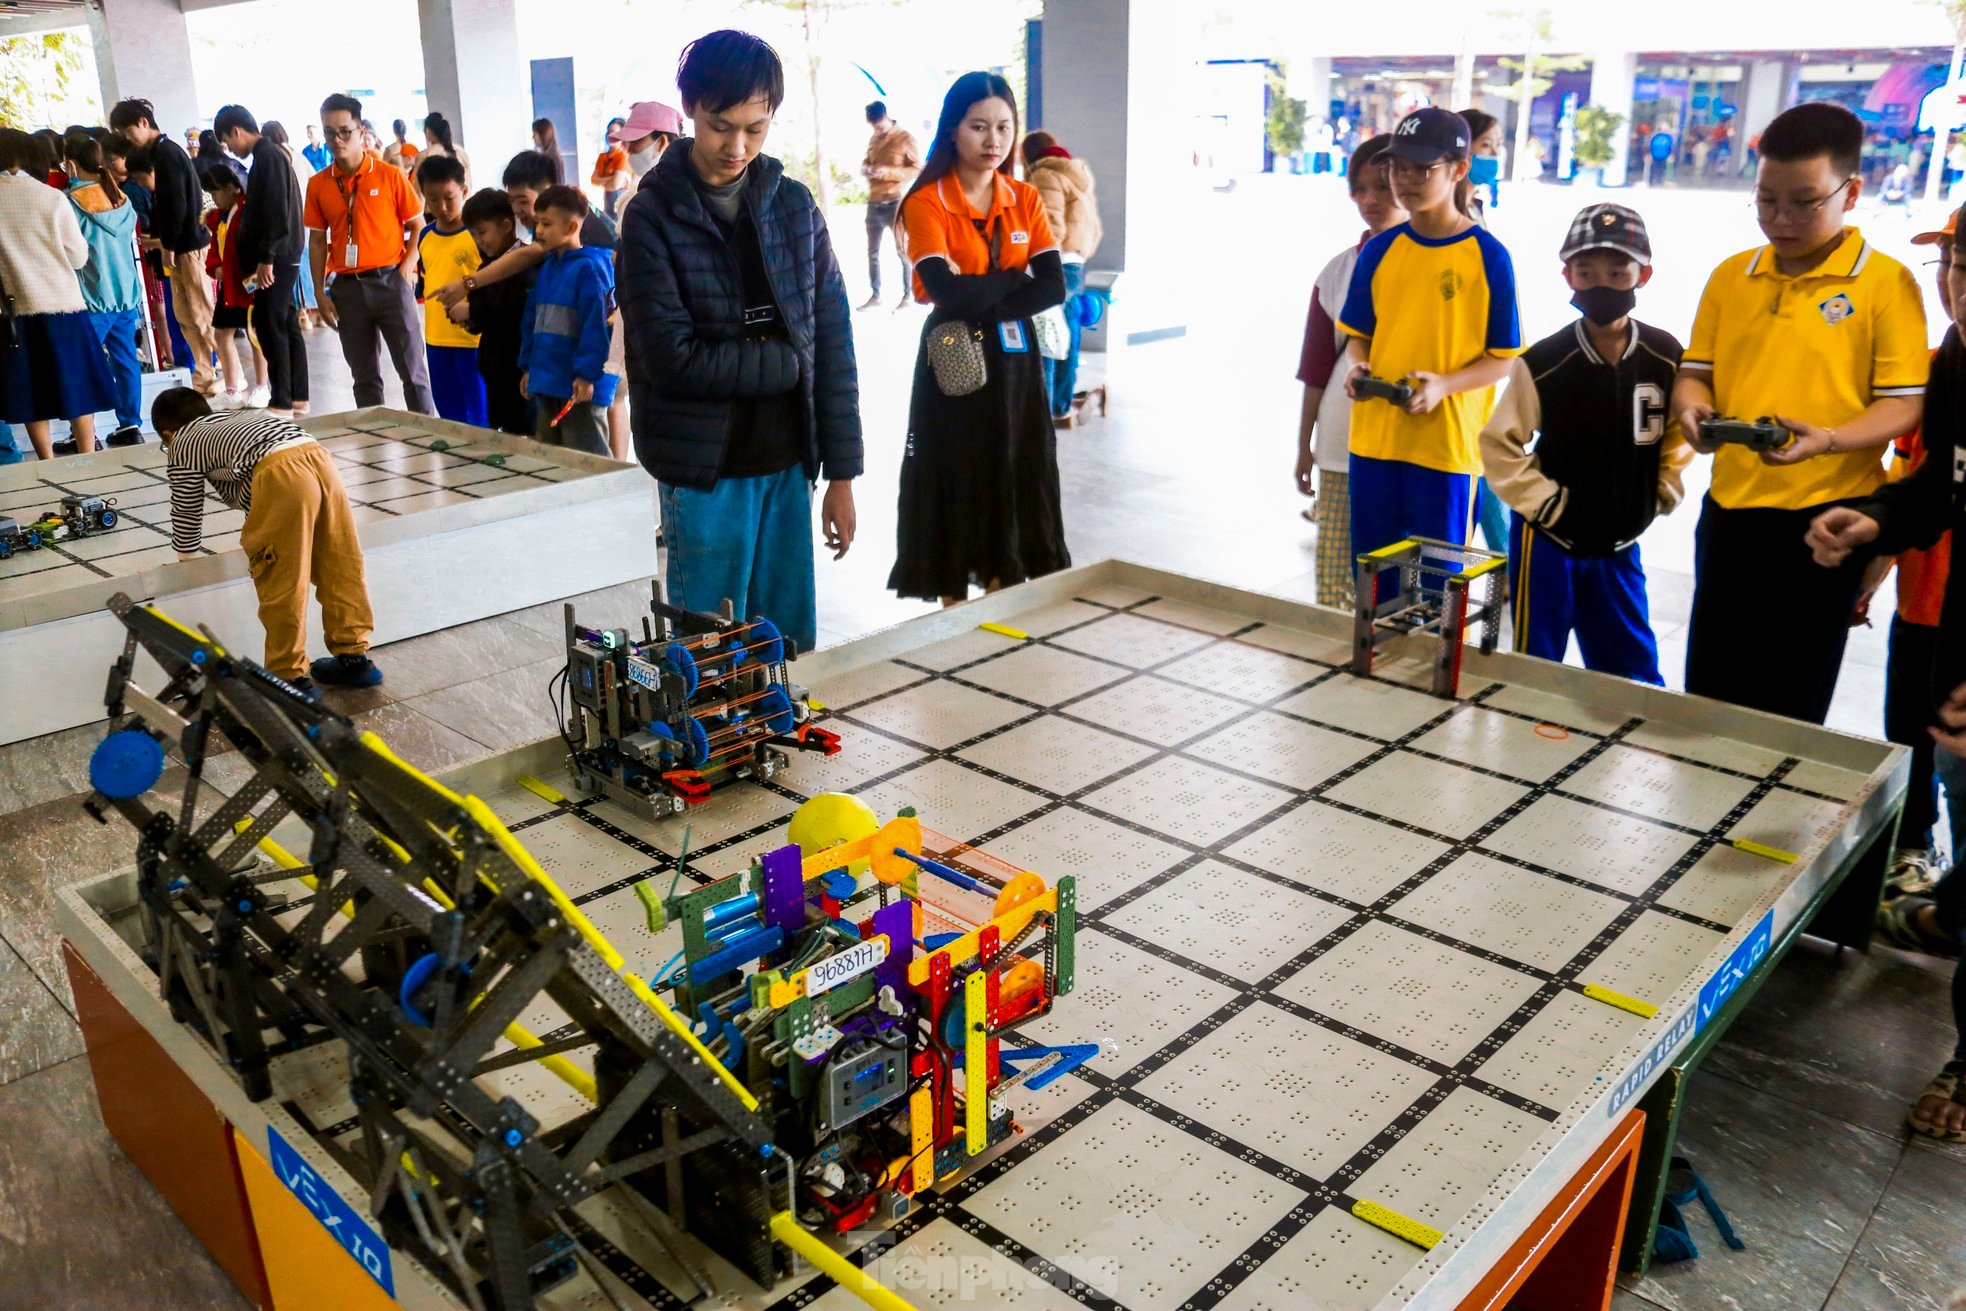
[788,793,878,865]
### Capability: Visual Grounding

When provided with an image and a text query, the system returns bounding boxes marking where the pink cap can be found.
[611,101,684,143]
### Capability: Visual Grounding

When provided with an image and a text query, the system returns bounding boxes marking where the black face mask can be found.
[1571,284,1637,327]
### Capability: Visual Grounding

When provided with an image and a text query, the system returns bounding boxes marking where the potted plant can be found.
[1573,104,1625,186]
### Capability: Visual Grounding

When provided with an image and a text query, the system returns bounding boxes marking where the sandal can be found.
[1875,895,1961,959]
[1908,1060,1966,1143]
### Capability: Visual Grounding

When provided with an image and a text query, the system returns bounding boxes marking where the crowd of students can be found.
[1295,97,1966,1144]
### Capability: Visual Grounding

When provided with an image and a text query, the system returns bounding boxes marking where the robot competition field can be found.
[222,564,1893,1311]
[0,414,600,616]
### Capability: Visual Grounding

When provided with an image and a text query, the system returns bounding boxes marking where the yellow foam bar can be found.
[460,793,759,1113]
[1729,838,1798,864]
[768,1212,919,1311]
[137,601,226,656]
[909,1085,935,1192]
[1462,558,1507,578]
[978,622,1029,640]
[1579,983,1660,1019]
[1351,1198,1442,1250]
[239,824,600,1103]
[1364,538,1417,561]
[516,773,566,805]
[964,970,988,1157]
[905,887,1056,989]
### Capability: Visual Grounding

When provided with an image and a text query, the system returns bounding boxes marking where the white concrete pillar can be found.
[88,0,202,136]
[1040,0,1198,345]
[1738,59,1795,170]
[1452,47,1476,113]
[1588,50,1636,188]
[417,0,527,176]
[1303,57,1333,121]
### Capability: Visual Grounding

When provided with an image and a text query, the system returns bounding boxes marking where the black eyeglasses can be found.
[1752,178,1854,221]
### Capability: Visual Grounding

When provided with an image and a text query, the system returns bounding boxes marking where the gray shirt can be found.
[690,159,745,227]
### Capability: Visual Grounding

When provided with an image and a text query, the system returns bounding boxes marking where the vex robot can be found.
[84,595,1084,1310]
[1351,535,1507,697]
[560,583,839,816]
[0,494,118,559]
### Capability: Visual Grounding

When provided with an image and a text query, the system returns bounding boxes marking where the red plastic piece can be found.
[662,770,713,805]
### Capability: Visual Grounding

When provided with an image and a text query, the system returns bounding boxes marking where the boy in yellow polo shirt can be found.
[414,153,486,426]
[1671,102,1928,724]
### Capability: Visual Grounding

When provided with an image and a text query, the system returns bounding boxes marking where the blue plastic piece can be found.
[504,1128,523,1147]
[820,870,857,903]
[923,932,963,951]
[893,847,985,892]
[756,686,796,736]
[701,891,761,933]
[999,1043,1099,1090]
[689,923,785,981]
[90,729,165,800]
[665,642,699,697]
[748,617,785,666]
[190,649,207,665]
[683,715,711,767]
[398,953,469,1028]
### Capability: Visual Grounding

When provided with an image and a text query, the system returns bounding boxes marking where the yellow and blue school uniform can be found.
[1680,227,1928,723]
[417,224,487,427]
[1338,221,1523,560]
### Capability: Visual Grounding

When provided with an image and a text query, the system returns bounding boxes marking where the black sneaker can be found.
[106,426,145,448]
[288,676,323,704]
[49,439,78,458]
[311,652,383,688]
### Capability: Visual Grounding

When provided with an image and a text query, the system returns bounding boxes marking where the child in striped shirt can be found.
[152,388,382,696]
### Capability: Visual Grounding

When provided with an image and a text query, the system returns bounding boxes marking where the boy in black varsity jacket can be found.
[1480,204,1691,684]
[151,387,382,698]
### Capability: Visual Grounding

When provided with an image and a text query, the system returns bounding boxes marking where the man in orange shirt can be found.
[303,93,433,413]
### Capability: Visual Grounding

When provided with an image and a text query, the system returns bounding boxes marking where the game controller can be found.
[1354,374,1416,406]
[1699,416,1791,453]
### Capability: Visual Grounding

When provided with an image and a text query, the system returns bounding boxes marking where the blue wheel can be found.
[757,686,795,736]
[665,642,699,697]
[90,729,165,799]
[748,618,785,666]
[97,509,118,529]
[683,716,712,767]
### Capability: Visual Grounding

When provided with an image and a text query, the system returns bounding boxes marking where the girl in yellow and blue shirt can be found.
[1338,106,1523,567]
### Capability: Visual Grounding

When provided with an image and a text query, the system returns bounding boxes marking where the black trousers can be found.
[1684,497,1865,725]
[866,199,902,299]
[251,263,307,408]
[1886,614,1942,849]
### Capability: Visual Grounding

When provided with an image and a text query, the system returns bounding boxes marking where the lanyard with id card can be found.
[335,164,367,268]
[981,214,1029,353]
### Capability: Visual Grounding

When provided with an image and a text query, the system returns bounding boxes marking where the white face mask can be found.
[628,143,659,179]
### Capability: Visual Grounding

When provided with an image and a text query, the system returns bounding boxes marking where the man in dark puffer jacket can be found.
[619,29,861,655]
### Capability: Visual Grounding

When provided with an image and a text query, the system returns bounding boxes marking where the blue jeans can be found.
[658,465,818,655]
[1042,261,1087,418]
[1473,478,1509,555]
[89,307,144,431]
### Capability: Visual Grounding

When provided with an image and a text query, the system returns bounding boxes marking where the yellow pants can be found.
[240,445,374,680]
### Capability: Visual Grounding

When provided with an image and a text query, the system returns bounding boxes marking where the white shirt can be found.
[0,171,89,315]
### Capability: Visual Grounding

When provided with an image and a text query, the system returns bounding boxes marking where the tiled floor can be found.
[0,198,1957,1306]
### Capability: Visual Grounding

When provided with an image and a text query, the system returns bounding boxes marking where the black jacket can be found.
[1480,319,1690,555]
[1852,326,1963,708]
[617,142,862,490]
[236,138,303,268]
[147,136,208,256]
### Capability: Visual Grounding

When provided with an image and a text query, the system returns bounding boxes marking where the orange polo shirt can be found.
[902,172,1058,303]
[302,152,420,275]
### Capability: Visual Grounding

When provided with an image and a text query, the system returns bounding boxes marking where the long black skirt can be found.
[888,315,1071,601]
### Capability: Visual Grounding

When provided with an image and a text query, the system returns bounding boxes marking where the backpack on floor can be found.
[1652,1154,1745,1263]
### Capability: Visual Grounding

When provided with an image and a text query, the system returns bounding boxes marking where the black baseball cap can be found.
[1384,106,1471,166]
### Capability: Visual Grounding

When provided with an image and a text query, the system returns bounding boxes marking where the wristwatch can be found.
[461,274,479,292]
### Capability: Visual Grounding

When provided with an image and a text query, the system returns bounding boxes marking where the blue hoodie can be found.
[64,179,142,314]
[518,244,618,405]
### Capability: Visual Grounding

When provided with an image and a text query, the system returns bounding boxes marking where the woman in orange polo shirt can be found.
[888,71,1069,605]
